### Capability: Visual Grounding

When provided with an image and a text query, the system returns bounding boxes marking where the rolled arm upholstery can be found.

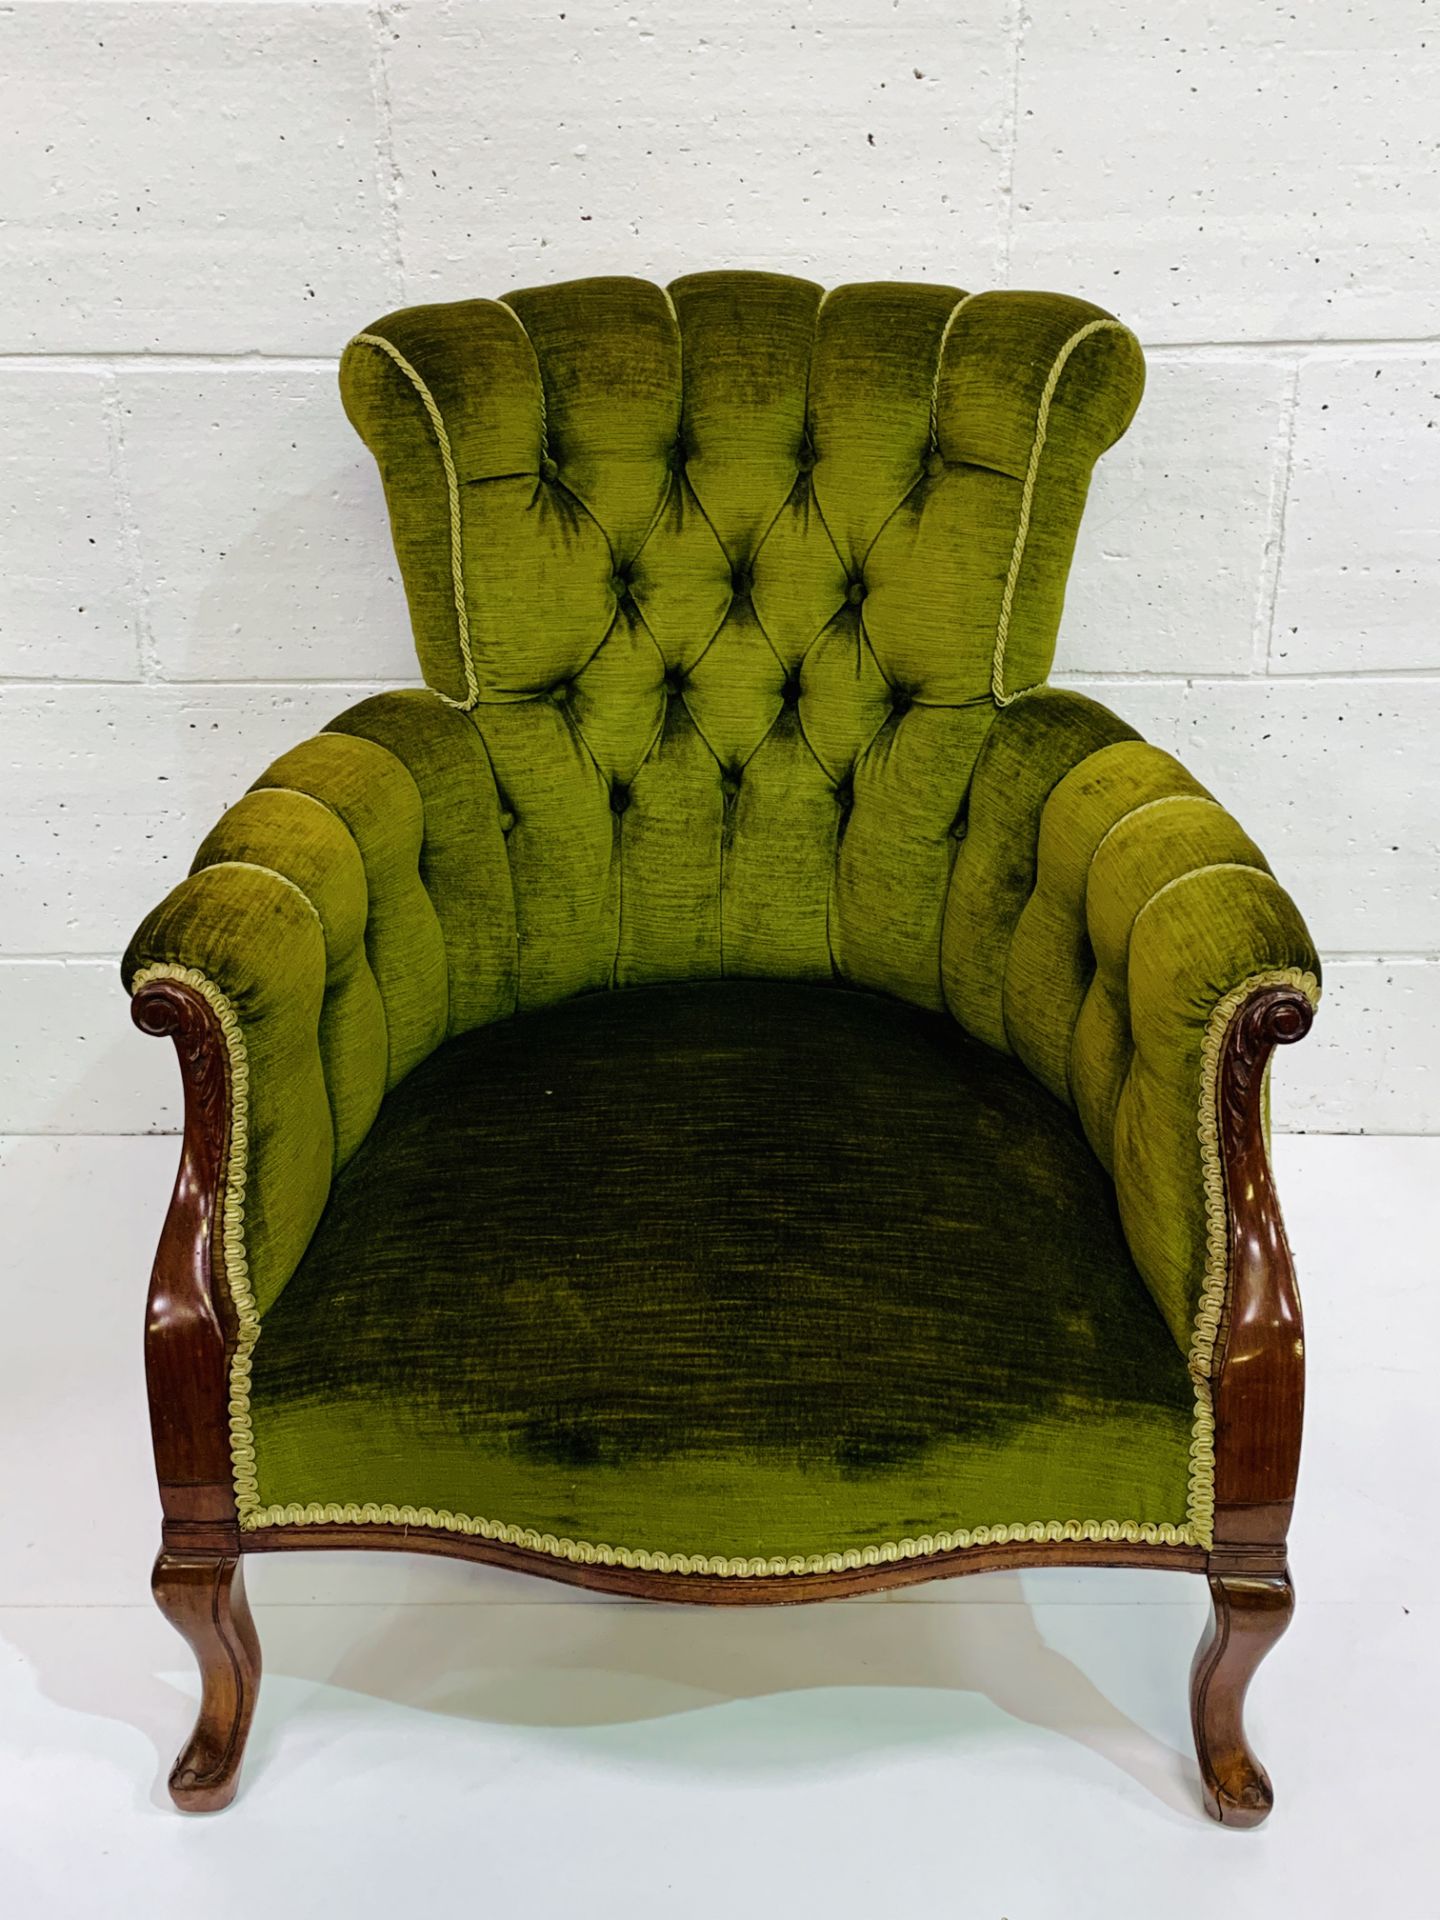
[943,687,1320,1352]
[123,689,516,1315]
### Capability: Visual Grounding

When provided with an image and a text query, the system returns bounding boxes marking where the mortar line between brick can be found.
[1150,335,1440,354]
[98,370,155,682]
[1258,357,1302,675]
[0,678,419,692]
[368,0,407,302]
[1,338,1436,370]
[999,0,1026,286]
[1062,667,1440,685]
[0,355,344,371]
[7,670,1440,691]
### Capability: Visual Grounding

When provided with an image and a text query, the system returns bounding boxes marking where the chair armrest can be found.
[944,687,1320,1359]
[124,688,515,1319]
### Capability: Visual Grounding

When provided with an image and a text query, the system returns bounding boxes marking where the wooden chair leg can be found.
[152,1549,262,1812]
[1190,1568,1293,1827]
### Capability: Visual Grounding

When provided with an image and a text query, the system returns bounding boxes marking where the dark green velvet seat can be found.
[125,272,1319,1585]
[249,981,1194,1570]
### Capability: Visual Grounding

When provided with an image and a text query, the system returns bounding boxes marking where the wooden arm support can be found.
[1191,980,1314,1827]
[1211,981,1315,1560]
[133,978,239,1555]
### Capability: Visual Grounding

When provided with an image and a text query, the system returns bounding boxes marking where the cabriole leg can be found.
[1190,1568,1293,1827]
[152,1549,262,1812]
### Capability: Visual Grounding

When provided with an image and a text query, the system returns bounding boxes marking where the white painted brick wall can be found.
[386,0,1014,297]
[1,681,394,953]
[1060,353,1293,677]
[1271,352,1440,675]
[0,371,138,679]
[0,2,399,353]
[1007,3,1440,344]
[116,367,413,681]
[1,0,1435,1135]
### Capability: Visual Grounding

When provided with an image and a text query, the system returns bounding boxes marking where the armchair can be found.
[125,273,1318,1822]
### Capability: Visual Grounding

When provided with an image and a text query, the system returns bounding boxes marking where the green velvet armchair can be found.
[126,273,1319,1822]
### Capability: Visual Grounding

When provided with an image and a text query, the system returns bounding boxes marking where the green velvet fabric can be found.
[123,692,502,1311]
[248,982,1194,1558]
[325,690,519,1035]
[945,688,1319,1349]
[120,273,1323,1554]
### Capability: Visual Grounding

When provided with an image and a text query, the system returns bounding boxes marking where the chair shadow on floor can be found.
[250,1567,1207,1821]
[5,1568,1208,1821]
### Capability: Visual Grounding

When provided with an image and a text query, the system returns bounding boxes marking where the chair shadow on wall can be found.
[4,1566,1207,1820]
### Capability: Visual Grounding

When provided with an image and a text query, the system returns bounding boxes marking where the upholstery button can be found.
[834,777,854,812]
[550,681,571,705]
[610,782,631,816]
[847,578,866,607]
[731,566,750,600]
[890,687,913,717]
[540,455,560,483]
[669,440,687,474]
[780,676,802,709]
[499,809,516,834]
[610,572,629,600]
[663,667,687,696]
[720,770,741,800]
[924,449,945,480]
[796,442,817,473]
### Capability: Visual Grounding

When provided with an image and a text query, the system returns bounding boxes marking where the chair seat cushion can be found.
[247,981,1196,1572]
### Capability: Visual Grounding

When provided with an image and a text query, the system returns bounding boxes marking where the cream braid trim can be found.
[1184,965,1321,1549]
[349,331,480,712]
[242,1507,1194,1574]
[131,962,262,1521]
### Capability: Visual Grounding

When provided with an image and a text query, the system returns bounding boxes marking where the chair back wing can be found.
[341,273,1143,1012]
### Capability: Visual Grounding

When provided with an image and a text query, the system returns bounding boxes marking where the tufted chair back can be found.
[341,273,1144,1015]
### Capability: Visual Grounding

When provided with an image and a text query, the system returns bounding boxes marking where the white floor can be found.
[1,1134,1436,1917]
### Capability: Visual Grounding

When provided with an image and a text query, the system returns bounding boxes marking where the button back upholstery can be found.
[340,274,1144,1011]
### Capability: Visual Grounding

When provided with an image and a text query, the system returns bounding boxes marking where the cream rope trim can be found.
[1088,791,1223,869]
[1185,965,1320,1548]
[1130,861,1272,947]
[253,782,346,822]
[190,860,324,931]
[927,290,978,450]
[350,331,479,712]
[131,962,262,1522]
[990,317,1132,707]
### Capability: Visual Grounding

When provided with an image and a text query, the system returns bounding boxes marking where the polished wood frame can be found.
[134,974,1312,1821]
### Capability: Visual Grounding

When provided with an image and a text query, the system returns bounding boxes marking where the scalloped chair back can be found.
[341,272,1144,1012]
